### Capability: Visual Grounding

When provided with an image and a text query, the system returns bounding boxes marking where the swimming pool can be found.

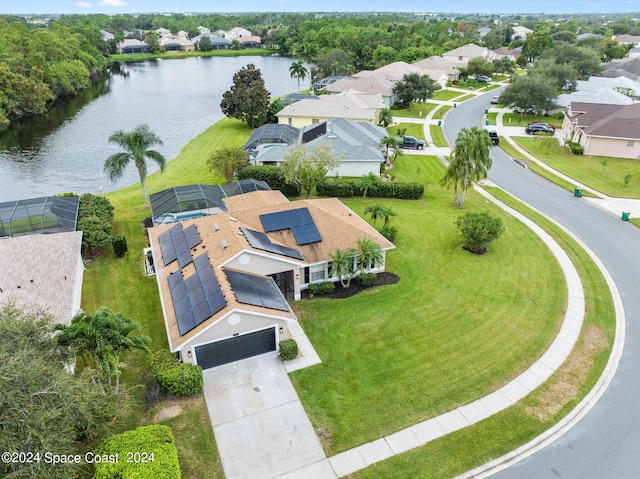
[157,211,209,224]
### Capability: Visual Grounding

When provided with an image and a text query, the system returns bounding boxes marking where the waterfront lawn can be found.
[289,154,566,455]
[429,124,448,147]
[513,137,640,198]
[350,187,614,478]
[391,102,438,119]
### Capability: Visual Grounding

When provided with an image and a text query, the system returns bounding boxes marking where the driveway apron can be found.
[203,353,327,479]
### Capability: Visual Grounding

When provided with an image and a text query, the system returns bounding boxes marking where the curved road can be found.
[445,93,640,479]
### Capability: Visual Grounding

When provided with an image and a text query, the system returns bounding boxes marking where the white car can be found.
[490,96,499,104]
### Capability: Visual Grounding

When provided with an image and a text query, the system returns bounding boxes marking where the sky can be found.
[1,0,639,15]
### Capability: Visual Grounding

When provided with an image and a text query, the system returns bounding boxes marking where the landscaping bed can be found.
[301,272,400,300]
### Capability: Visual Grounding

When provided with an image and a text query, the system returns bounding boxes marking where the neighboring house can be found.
[225,27,252,40]
[575,76,640,98]
[477,27,491,37]
[281,93,320,106]
[116,39,149,54]
[192,34,232,50]
[155,27,171,38]
[576,32,602,41]
[159,36,195,52]
[177,30,189,38]
[197,26,211,35]
[556,89,634,108]
[248,117,387,178]
[243,124,300,151]
[601,57,640,80]
[512,25,533,41]
[629,47,640,59]
[413,56,461,81]
[277,89,383,127]
[615,34,640,46]
[441,43,493,67]
[562,102,640,158]
[492,47,519,63]
[147,189,394,369]
[239,36,261,48]
[100,30,114,41]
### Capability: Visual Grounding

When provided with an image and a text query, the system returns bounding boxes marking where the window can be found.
[628,141,634,147]
[288,117,292,126]
[312,118,320,124]
[458,56,463,61]
[309,264,326,282]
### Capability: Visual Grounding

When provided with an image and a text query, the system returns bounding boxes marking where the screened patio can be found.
[0,196,79,237]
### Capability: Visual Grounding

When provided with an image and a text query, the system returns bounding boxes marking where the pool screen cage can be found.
[0,196,80,237]
[149,180,271,226]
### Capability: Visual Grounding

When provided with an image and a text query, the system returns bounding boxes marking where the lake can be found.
[0,56,305,202]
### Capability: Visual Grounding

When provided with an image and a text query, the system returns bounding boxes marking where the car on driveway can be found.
[397,135,426,150]
[525,123,555,135]
[527,121,556,131]
[477,75,492,83]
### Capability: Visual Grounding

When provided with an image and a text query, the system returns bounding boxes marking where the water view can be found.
[0,55,303,202]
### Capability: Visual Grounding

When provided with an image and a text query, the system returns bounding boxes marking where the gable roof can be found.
[567,102,640,140]
[556,89,633,108]
[148,192,394,350]
[412,56,460,77]
[277,90,382,121]
[576,76,640,97]
[615,34,640,44]
[442,43,488,59]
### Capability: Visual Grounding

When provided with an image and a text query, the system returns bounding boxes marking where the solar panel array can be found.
[158,223,203,267]
[258,207,322,246]
[225,269,290,312]
[241,227,304,260]
[168,253,227,336]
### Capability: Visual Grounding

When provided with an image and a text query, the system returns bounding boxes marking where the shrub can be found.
[151,350,203,396]
[317,180,423,200]
[94,425,180,479]
[316,180,355,197]
[279,338,298,361]
[569,142,584,155]
[112,235,128,257]
[380,224,398,242]
[308,281,335,295]
[237,165,300,196]
[356,272,377,287]
[455,211,505,255]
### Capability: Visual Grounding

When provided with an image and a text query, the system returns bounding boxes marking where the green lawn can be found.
[350,186,615,478]
[432,105,452,120]
[389,122,426,142]
[391,102,438,119]
[429,124,448,147]
[290,155,566,455]
[453,93,475,102]
[501,113,561,128]
[431,89,463,101]
[513,137,640,198]
[486,112,498,125]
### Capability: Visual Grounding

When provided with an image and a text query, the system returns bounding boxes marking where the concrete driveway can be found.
[203,353,331,479]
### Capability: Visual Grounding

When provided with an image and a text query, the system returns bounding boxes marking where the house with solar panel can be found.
[147,188,394,369]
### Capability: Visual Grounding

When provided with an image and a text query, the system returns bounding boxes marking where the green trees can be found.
[464,57,495,78]
[492,57,515,75]
[455,211,505,254]
[77,193,115,257]
[498,75,558,115]
[56,307,151,395]
[220,63,271,128]
[378,108,393,127]
[280,143,339,198]
[198,34,213,51]
[0,304,114,479]
[329,248,358,288]
[104,124,167,206]
[392,72,437,111]
[289,59,308,92]
[207,146,249,182]
[440,127,492,208]
[329,237,384,288]
[356,237,384,273]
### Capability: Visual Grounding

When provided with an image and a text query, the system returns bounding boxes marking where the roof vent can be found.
[228,216,237,222]
[219,239,229,249]
[212,223,220,232]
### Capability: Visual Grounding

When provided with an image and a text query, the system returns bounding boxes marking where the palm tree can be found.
[379,136,402,167]
[439,155,466,208]
[364,204,385,228]
[441,127,492,208]
[358,172,378,199]
[379,205,398,228]
[356,237,383,274]
[104,124,166,206]
[329,248,357,288]
[289,59,308,92]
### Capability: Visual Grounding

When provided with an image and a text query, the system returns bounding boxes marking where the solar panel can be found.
[175,296,191,316]
[193,300,212,323]
[225,269,289,311]
[207,291,226,314]
[194,253,210,270]
[161,244,177,266]
[176,310,197,336]
[170,282,187,302]
[168,272,183,288]
[258,208,321,246]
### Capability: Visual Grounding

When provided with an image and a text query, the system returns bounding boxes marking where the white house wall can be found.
[327,161,383,178]
[581,136,640,159]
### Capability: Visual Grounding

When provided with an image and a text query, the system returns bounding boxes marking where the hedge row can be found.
[317,180,424,199]
[151,350,204,396]
[94,425,181,479]
[237,165,300,197]
[308,281,335,295]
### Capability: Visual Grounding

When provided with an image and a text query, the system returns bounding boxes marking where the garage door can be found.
[194,327,276,370]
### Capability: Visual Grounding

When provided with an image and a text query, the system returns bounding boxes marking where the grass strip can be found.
[391,102,438,119]
[430,124,448,147]
[350,185,615,479]
[432,105,452,120]
[430,90,463,101]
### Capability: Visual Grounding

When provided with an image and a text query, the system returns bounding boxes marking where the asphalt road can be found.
[444,92,640,479]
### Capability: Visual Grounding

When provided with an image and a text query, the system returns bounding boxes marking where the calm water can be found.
[0,56,305,202]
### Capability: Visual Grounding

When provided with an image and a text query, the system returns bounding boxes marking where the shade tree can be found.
[220,63,271,128]
[280,143,339,198]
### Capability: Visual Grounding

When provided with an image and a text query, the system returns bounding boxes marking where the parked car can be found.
[488,130,499,145]
[527,121,556,131]
[490,95,500,104]
[525,124,555,135]
[397,135,426,150]
[477,75,492,83]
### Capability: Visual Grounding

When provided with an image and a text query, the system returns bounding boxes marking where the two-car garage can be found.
[193,327,277,370]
